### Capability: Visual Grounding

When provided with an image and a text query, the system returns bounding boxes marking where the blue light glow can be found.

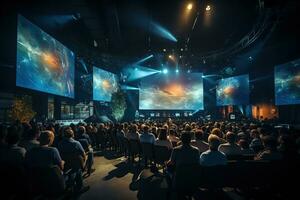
[135,54,154,65]
[151,22,177,42]
[162,68,168,74]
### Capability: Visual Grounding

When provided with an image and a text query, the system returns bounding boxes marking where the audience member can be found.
[218,132,242,156]
[200,134,227,166]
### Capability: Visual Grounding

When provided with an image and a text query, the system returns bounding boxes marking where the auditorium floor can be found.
[79,150,138,200]
[79,150,246,200]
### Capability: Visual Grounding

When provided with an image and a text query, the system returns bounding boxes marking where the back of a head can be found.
[0,124,7,141]
[78,126,86,135]
[26,126,40,140]
[64,127,74,138]
[208,134,220,150]
[226,132,236,144]
[195,129,204,140]
[40,130,55,146]
[6,125,22,145]
[143,125,149,133]
[211,128,222,137]
[169,129,176,136]
[181,132,191,145]
[159,128,167,140]
[262,135,277,150]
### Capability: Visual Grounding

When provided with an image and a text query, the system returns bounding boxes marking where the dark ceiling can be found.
[0,0,300,75]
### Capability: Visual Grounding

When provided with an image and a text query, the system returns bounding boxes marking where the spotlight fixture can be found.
[163,68,168,74]
[163,48,166,52]
[176,69,179,73]
[187,3,193,10]
[168,55,173,59]
[206,5,211,11]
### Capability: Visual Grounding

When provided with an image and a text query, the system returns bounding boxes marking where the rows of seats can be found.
[0,163,75,199]
[174,160,300,198]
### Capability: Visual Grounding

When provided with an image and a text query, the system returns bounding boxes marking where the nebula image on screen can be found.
[16,15,74,98]
[216,74,249,106]
[93,67,119,102]
[139,72,204,110]
[275,59,300,105]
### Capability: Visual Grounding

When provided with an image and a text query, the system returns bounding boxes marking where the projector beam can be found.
[135,54,154,65]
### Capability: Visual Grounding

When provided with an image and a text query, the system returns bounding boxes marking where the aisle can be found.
[79,151,138,200]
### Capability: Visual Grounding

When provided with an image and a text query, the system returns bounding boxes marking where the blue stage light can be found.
[163,68,168,74]
[176,69,179,73]
[151,22,177,42]
[135,54,154,65]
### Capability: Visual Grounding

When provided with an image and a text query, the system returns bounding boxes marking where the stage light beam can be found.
[163,69,168,74]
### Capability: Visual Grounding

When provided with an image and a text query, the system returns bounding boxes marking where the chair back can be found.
[129,139,140,155]
[174,164,201,195]
[141,143,154,159]
[154,145,171,165]
[61,152,85,171]
[29,165,65,197]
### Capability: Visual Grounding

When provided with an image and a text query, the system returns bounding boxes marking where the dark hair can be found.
[6,125,22,145]
[40,130,55,146]
[226,132,236,144]
[169,129,176,136]
[181,132,191,145]
[143,125,149,132]
[26,125,40,140]
[262,136,277,150]
[64,127,74,138]
[158,128,167,140]
[195,129,204,140]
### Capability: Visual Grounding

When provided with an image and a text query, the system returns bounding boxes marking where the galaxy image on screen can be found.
[93,67,119,102]
[139,72,204,110]
[275,59,300,105]
[16,15,74,98]
[216,74,249,106]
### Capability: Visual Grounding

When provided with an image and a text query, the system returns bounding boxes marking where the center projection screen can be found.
[16,15,75,98]
[216,74,249,106]
[93,67,119,102]
[139,72,204,110]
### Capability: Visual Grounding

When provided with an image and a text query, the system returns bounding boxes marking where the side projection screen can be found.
[275,59,300,105]
[16,15,75,98]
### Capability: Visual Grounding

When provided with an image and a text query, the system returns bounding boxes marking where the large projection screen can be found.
[275,59,300,105]
[16,15,75,98]
[93,67,119,102]
[139,72,204,110]
[216,74,249,106]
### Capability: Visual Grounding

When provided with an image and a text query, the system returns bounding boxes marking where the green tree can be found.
[9,95,36,123]
[111,90,127,121]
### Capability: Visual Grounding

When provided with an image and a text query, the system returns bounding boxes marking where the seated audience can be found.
[77,126,95,175]
[169,132,199,168]
[127,124,140,140]
[168,129,180,145]
[238,139,254,155]
[191,129,209,154]
[255,135,283,161]
[210,128,226,143]
[249,129,264,153]
[58,127,89,192]
[25,130,64,170]
[218,132,242,156]
[139,125,156,144]
[200,134,227,166]
[155,128,173,149]
[19,125,40,151]
[0,124,26,165]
